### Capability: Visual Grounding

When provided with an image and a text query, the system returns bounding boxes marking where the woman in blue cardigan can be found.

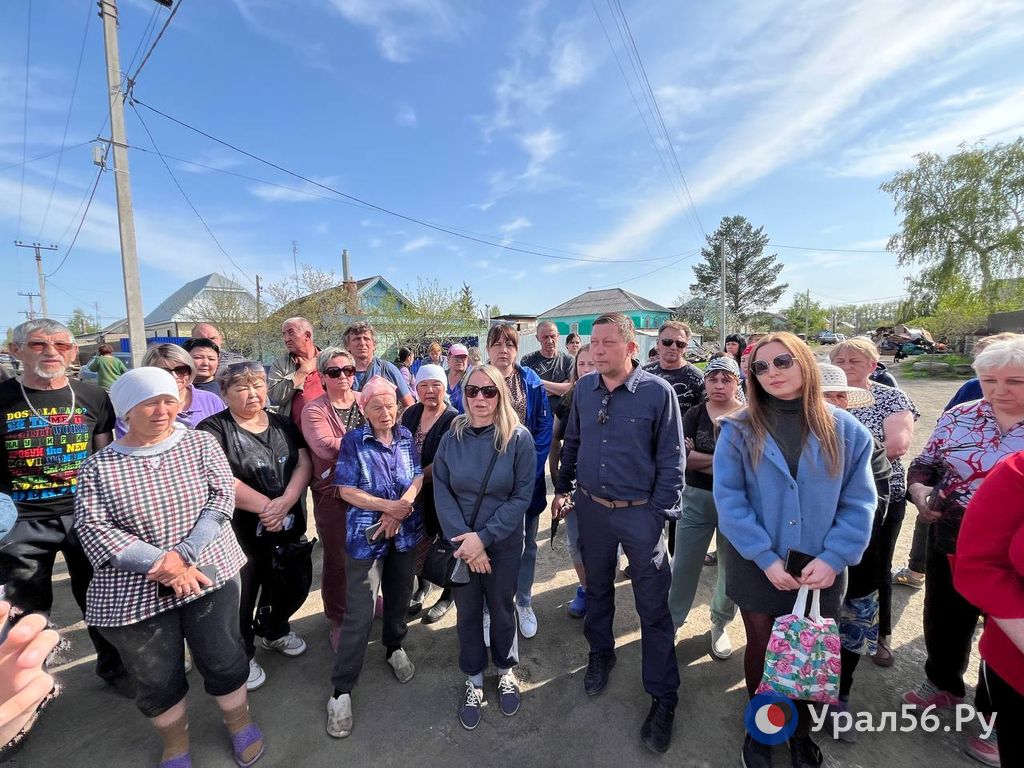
[713,332,876,768]
[485,323,552,640]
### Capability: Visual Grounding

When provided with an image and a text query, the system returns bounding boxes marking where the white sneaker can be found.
[387,648,416,683]
[183,645,193,674]
[483,607,491,648]
[247,659,266,691]
[711,622,733,659]
[518,604,538,639]
[260,631,307,657]
[326,693,353,738]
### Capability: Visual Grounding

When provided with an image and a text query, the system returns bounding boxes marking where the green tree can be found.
[67,307,99,336]
[689,215,789,327]
[782,293,829,337]
[882,138,1024,307]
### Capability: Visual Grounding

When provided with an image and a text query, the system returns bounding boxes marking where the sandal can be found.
[872,637,894,668]
[704,552,717,566]
[892,568,925,589]
[159,755,193,768]
[230,723,265,767]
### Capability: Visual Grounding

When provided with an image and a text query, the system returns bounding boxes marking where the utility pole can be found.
[18,292,40,321]
[99,0,147,367]
[804,289,810,338]
[94,302,101,331]
[255,274,262,362]
[719,241,727,343]
[14,242,58,318]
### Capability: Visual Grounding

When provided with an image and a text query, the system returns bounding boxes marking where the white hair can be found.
[973,337,1024,373]
[12,319,76,345]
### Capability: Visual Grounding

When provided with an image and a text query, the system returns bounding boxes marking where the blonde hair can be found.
[829,337,879,364]
[732,331,842,475]
[974,332,1021,355]
[449,364,520,453]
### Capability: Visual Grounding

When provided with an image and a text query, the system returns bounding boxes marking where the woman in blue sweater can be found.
[713,332,876,768]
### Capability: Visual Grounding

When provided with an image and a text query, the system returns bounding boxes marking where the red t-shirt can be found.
[954,450,1024,695]
[290,370,325,425]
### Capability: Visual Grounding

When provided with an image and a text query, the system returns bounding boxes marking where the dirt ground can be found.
[13,365,983,768]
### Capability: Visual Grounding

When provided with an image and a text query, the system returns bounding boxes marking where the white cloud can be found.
[327,0,465,63]
[395,103,417,127]
[499,216,532,233]
[230,0,332,70]
[248,176,339,203]
[519,129,562,179]
[400,236,434,253]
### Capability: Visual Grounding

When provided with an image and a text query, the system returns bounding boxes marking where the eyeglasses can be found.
[660,338,688,349]
[324,365,356,378]
[597,392,612,424]
[751,353,796,377]
[465,385,499,399]
[25,340,74,353]
[158,365,193,379]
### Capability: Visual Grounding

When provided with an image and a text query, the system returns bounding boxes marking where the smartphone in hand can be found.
[784,549,815,579]
[364,521,383,545]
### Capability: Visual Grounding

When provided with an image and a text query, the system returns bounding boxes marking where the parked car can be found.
[818,331,838,344]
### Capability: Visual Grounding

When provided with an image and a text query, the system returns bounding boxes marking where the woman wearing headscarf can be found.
[432,364,537,730]
[197,362,313,692]
[115,343,224,436]
[714,333,876,768]
[300,347,365,650]
[325,376,423,739]
[75,368,262,768]
[402,365,459,622]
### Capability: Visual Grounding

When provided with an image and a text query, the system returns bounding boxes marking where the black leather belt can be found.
[578,487,649,509]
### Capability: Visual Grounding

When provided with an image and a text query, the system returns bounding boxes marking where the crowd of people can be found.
[0,313,1022,768]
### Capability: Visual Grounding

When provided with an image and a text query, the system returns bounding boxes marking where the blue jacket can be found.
[516,363,553,516]
[713,406,876,573]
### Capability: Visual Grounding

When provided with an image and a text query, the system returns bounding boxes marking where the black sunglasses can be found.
[751,353,796,376]
[597,392,612,424]
[324,365,356,379]
[158,364,193,378]
[465,384,499,399]
[660,338,687,349]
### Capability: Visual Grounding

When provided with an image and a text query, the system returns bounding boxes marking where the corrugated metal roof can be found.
[144,273,254,325]
[540,288,672,318]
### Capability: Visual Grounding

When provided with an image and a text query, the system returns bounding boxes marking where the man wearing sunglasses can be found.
[552,312,684,754]
[0,319,130,693]
[643,321,705,417]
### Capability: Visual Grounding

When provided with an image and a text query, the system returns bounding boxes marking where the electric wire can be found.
[127,0,185,89]
[48,164,104,277]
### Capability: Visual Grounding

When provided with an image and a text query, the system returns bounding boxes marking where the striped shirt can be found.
[74,429,246,627]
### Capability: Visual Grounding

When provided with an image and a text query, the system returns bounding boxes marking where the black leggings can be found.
[740,610,813,737]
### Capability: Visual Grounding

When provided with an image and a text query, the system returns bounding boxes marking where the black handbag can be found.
[255,534,317,636]
[421,449,500,587]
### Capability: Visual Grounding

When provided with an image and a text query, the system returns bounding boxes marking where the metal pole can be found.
[99,0,147,367]
[804,289,810,338]
[719,241,727,343]
[255,274,262,361]
[14,242,57,318]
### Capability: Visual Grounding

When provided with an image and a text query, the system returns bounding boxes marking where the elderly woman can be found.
[433,365,537,730]
[403,365,459,622]
[300,348,365,650]
[902,337,1024,765]
[830,336,919,666]
[666,356,744,660]
[715,333,876,768]
[326,376,423,739]
[116,343,224,436]
[183,338,222,397]
[485,323,552,639]
[75,368,262,768]
[197,362,313,692]
[954,449,1024,766]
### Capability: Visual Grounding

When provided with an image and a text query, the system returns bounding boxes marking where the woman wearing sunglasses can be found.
[713,332,876,768]
[432,365,537,730]
[115,343,225,437]
[300,348,366,650]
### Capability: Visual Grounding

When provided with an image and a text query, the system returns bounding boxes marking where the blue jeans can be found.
[516,513,540,607]
[667,486,736,628]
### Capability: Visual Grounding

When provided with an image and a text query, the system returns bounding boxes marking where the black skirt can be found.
[721,537,846,619]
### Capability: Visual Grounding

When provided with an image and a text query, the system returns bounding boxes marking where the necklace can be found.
[18,380,76,426]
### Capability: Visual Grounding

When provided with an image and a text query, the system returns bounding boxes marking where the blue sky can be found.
[3,0,1023,333]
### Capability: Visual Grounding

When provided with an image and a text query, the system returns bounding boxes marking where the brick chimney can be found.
[342,249,360,315]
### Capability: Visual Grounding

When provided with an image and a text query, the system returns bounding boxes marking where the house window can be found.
[571,322,579,334]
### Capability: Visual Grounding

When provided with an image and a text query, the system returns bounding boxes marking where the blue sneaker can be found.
[567,585,586,618]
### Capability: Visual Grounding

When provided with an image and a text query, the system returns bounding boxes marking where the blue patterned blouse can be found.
[334,423,423,559]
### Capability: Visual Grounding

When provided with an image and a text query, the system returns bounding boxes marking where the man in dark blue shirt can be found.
[553,312,684,753]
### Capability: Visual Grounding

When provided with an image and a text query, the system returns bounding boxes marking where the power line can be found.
[131,102,255,284]
[770,242,890,254]
[17,0,33,239]
[48,164,105,278]
[123,2,161,79]
[131,96,696,266]
[0,140,94,174]
[37,0,93,241]
[127,0,185,89]
[593,249,702,289]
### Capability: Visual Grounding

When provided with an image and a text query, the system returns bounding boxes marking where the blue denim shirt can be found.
[334,424,423,559]
[556,363,685,518]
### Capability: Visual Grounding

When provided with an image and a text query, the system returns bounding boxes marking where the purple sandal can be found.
[230,723,265,767]
[159,754,192,768]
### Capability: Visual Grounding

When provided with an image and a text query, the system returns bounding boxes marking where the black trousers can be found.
[453,532,522,677]
[331,548,416,694]
[99,578,249,718]
[575,495,680,706]
[908,517,928,573]
[0,515,125,681]
[876,499,906,637]
[977,661,1024,765]
[923,527,979,698]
